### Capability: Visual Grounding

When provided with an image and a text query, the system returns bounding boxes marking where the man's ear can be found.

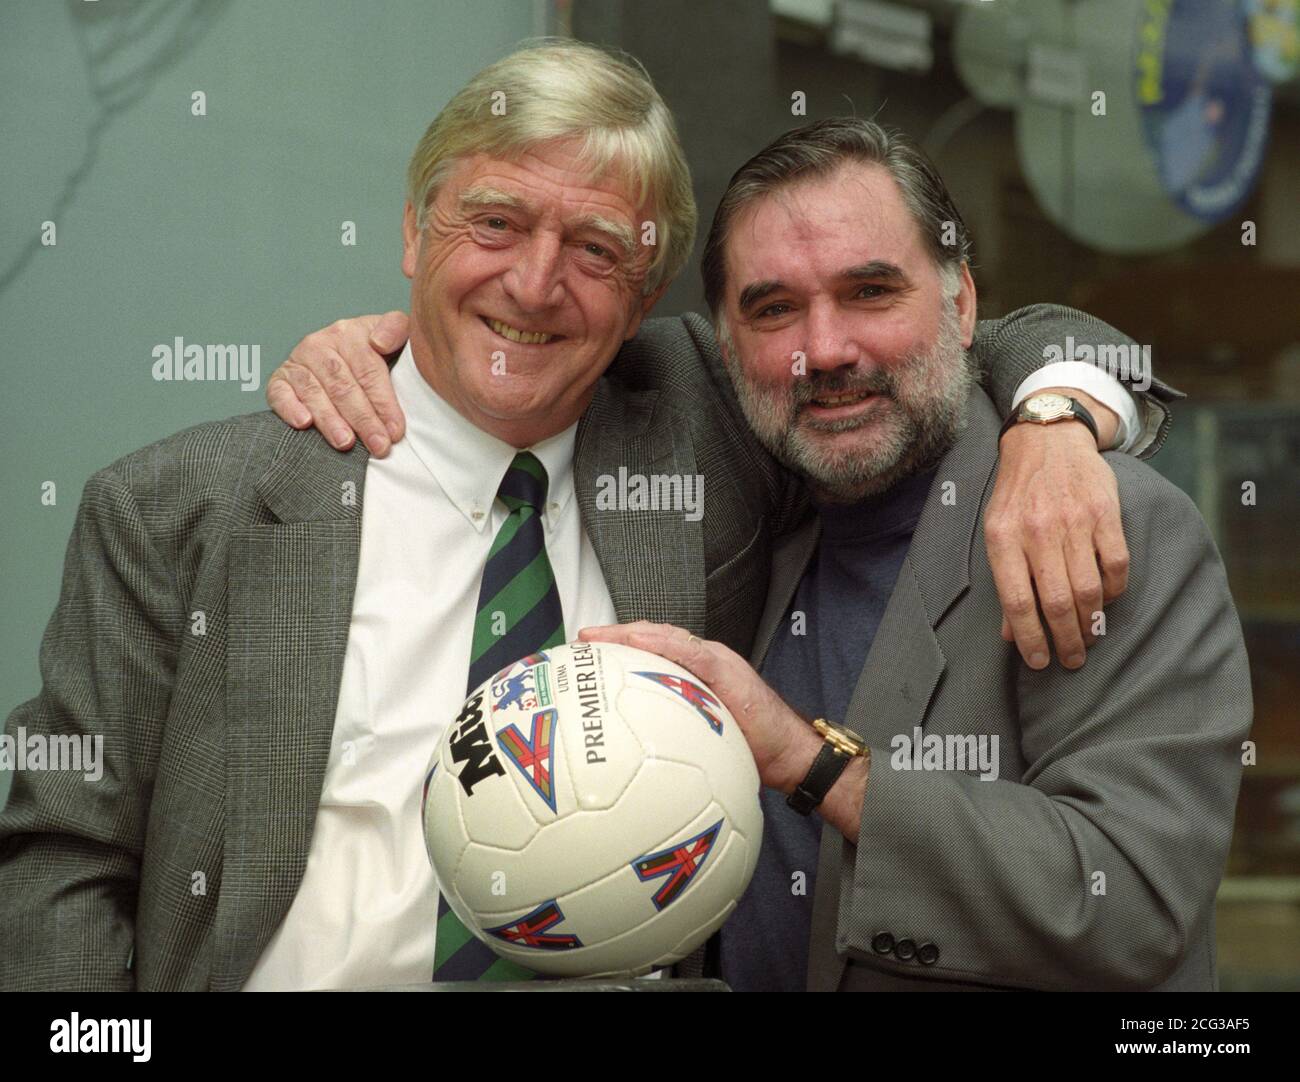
[623,282,670,341]
[955,261,978,348]
[712,312,732,365]
[401,202,420,280]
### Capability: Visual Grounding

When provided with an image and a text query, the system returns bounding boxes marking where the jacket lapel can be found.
[574,379,706,634]
[806,387,1002,992]
[211,430,369,991]
[749,517,820,667]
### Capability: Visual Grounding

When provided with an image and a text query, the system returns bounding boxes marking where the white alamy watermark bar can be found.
[594,468,705,522]
[0,727,104,782]
[151,337,261,391]
[889,726,1000,781]
[50,1014,151,1062]
[1041,336,1152,391]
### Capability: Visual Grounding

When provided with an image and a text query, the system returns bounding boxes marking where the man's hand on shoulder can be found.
[986,388,1129,672]
[266,311,410,457]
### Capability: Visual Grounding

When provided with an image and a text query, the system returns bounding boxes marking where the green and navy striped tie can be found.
[433,451,565,981]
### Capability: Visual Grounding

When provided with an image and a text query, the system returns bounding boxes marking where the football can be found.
[421,640,763,978]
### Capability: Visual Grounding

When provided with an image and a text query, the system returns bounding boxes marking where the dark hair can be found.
[700,117,972,317]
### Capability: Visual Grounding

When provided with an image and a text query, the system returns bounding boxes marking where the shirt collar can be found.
[391,342,577,533]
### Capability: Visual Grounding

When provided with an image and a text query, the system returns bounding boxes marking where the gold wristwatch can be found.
[787,719,869,816]
[999,392,1099,444]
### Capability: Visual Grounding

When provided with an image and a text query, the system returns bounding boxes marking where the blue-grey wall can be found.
[1,0,539,803]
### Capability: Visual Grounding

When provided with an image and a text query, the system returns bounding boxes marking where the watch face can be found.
[1023,392,1073,422]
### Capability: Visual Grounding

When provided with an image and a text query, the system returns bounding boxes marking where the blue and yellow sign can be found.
[1136,0,1274,222]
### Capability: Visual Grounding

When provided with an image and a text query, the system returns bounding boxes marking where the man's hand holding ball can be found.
[578,622,869,840]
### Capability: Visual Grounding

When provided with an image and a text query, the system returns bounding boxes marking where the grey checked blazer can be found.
[0,306,1177,990]
[749,387,1251,991]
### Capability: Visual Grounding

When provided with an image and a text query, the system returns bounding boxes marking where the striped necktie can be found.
[433,451,566,981]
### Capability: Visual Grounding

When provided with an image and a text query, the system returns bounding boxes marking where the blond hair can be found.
[406,38,696,295]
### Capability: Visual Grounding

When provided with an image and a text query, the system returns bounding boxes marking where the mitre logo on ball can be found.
[421,640,763,978]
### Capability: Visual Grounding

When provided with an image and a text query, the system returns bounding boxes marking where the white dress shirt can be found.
[1012,363,1154,454]
[243,344,617,991]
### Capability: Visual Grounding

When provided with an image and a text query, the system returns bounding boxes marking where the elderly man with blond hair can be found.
[2,39,1170,991]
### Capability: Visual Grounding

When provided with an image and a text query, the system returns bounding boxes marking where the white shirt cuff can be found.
[1011,361,1143,453]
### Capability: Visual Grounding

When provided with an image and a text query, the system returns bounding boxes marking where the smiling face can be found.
[402,137,663,447]
[718,160,978,502]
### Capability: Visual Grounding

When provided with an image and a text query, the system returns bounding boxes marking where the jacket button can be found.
[894,938,917,961]
[917,942,940,965]
[871,932,895,955]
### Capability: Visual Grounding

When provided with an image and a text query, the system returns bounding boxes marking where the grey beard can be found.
[721,295,972,504]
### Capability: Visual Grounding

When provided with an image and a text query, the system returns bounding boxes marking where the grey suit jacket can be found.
[0,307,1178,990]
[749,387,1251,991]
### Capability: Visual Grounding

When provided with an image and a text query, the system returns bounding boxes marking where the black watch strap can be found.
[787,743,853,816]
[999,396,1099,444]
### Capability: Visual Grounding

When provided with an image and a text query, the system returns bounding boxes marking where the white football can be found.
[421,640,763,978]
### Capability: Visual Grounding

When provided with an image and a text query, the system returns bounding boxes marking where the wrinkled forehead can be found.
[726,163,930,290]
[436,140,654,224]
